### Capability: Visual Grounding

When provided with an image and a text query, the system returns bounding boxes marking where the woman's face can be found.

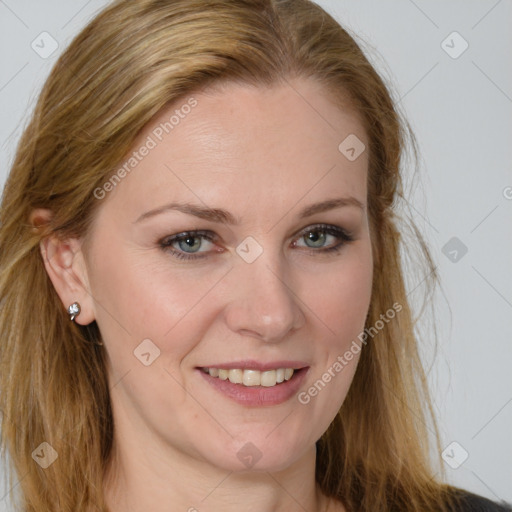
[81,78,373,472]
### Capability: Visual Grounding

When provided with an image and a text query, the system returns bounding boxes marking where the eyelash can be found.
[158,224,355,261]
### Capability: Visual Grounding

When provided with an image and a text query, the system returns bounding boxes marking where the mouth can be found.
[200,367,295,387]
[196,362,309,406]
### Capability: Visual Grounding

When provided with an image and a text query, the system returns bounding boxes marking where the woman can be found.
[0,1,509,511]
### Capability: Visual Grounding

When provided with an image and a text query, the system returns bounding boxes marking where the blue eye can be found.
[175,234,208,253]
[300,230,332,248]
[158,224,354,261]
[159,230,216,260]
[294,224,354,253]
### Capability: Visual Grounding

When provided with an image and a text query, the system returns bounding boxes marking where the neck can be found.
[103,437,335,512]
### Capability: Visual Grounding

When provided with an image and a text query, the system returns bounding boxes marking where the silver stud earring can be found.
[66,302,103,346]
[67,302,81,321]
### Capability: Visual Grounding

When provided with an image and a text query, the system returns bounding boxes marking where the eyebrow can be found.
[133,196,365,225]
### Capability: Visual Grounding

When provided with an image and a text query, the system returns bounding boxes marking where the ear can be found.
[30,208,96,325]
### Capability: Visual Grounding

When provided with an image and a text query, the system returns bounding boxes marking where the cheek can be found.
[86,246,172,354]
[295,246,371,437]
[307,243,373,344]
[88,239,231,373]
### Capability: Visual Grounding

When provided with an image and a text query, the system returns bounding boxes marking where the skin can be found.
[33,77,373,512]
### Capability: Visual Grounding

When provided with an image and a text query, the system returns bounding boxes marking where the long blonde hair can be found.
[0,1,465,510]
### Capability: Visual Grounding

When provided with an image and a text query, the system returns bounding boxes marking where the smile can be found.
[201,367,294,387]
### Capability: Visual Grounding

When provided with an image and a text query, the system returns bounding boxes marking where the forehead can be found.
[100,78,368,219]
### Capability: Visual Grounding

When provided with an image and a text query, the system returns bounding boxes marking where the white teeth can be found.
[260,370,276,387]
[205,367,296,387]
[228,369,243,384]
[243,369,260,386]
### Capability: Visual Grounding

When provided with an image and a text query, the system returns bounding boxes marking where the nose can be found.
[223,251,306,343]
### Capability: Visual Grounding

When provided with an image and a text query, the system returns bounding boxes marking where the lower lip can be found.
[197,368,309,406]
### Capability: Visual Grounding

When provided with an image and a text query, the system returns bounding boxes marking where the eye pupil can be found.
[179,236,201,252]
[305,231,326,247]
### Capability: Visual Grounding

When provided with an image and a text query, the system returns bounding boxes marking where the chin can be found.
[197,435,312,474]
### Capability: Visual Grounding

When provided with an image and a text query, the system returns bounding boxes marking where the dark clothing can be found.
[453,489,512,511]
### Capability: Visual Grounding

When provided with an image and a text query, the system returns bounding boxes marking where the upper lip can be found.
[198,360,309,371]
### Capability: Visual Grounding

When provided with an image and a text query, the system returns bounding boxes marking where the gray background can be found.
[1,0,511,509]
